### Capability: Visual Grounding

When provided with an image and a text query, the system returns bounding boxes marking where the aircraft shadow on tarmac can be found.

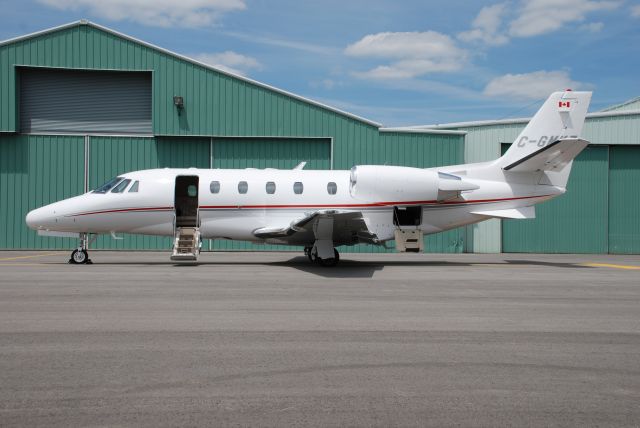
[279,257,384,278]
[60,256,593,279]
[280,257,593,278]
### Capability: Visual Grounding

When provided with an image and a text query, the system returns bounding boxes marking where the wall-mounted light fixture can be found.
[173,96,184,115]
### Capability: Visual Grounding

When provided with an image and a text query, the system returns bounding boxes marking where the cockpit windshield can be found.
[93,176,123,194]
[111,179,132,193]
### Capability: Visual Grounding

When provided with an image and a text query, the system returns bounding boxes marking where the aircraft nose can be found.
[25,206,54,230]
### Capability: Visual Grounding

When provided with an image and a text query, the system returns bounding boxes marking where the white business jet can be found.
[26,91,591,266]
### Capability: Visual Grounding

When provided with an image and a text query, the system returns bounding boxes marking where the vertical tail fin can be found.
[499,90,592,170]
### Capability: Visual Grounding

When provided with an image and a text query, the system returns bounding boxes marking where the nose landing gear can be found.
[69,233,95,264]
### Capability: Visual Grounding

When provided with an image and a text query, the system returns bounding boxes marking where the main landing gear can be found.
[304,246,340,267]
[69,233,95,265]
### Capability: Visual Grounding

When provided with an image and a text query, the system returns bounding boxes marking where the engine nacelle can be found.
[349,165,440,202]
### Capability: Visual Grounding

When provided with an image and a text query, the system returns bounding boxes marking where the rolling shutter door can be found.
[20,68,151,134]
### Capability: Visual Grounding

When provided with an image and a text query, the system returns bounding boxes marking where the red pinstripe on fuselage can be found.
[66,194,551,217]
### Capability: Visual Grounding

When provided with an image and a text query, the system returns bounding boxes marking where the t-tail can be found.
[498,90,592,188]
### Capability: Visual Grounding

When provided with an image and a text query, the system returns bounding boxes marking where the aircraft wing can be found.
[252,210,379,246]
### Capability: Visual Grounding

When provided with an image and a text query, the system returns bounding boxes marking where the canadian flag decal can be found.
[558,101,571,108]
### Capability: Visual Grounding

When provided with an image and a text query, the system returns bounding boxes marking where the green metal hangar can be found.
[0,20,465,253]
[415,97,640,255]
[2,21,638,255]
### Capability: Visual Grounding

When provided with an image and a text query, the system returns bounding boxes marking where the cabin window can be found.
[187,184,198,197]
[293,181,304,194]
[265,181,276,194]
[111,179,131,193]
[238,181,248,194]
[93,176,122,194]
[128,181,139,193]
[210,181,220,194]
[327,182,337,195]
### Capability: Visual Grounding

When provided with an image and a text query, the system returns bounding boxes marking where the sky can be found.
[1,0,639,126]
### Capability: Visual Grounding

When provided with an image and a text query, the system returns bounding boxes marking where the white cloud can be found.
[484,70,583,99]
[190,51,261,76]
[223,31,338,55]
[509,0,619,37]
[310,79,342,90]
[458,3,509,46]
[580,21,604,32]
[345,31,468,80]
[457,0,618,46]
[632,4,640,17]
[38,0,246,27]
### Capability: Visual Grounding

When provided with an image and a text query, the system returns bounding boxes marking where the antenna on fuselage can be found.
[293,162,307,170]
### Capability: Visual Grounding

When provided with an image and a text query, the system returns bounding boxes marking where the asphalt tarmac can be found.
[0,251,639,427]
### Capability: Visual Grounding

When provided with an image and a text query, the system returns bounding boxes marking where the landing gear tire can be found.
[304,246,313,262]
[69,233,94,264]
[69,249,91,265]
[316,249,340,267]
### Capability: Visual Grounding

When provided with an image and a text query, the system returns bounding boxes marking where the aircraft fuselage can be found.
[26,166,559,247]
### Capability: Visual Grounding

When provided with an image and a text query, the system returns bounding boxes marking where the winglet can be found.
[293,162,307,170]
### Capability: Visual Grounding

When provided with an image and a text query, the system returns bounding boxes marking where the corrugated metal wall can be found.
[212,138,331,170]
[501,144,640,254]
[502,146,609,253]
[608,146,640,254]
[583,114,640,144]
[0,134,84,249]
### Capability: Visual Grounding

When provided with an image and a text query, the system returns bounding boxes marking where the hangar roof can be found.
[405,106,640,130]
[0,20,385,128]
[600,96,640,112]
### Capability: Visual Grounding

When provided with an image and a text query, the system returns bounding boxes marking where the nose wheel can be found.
[70,249,91,264]
[69,233,94,264]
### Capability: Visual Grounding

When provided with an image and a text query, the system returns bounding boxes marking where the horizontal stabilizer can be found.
[503,138,589,172]
[471,206,535,219]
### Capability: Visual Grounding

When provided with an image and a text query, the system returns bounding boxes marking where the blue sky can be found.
[1,0,639,125]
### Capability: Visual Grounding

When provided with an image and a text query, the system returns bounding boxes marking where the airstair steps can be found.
[171,227,201,261]
[394,228,423,253]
